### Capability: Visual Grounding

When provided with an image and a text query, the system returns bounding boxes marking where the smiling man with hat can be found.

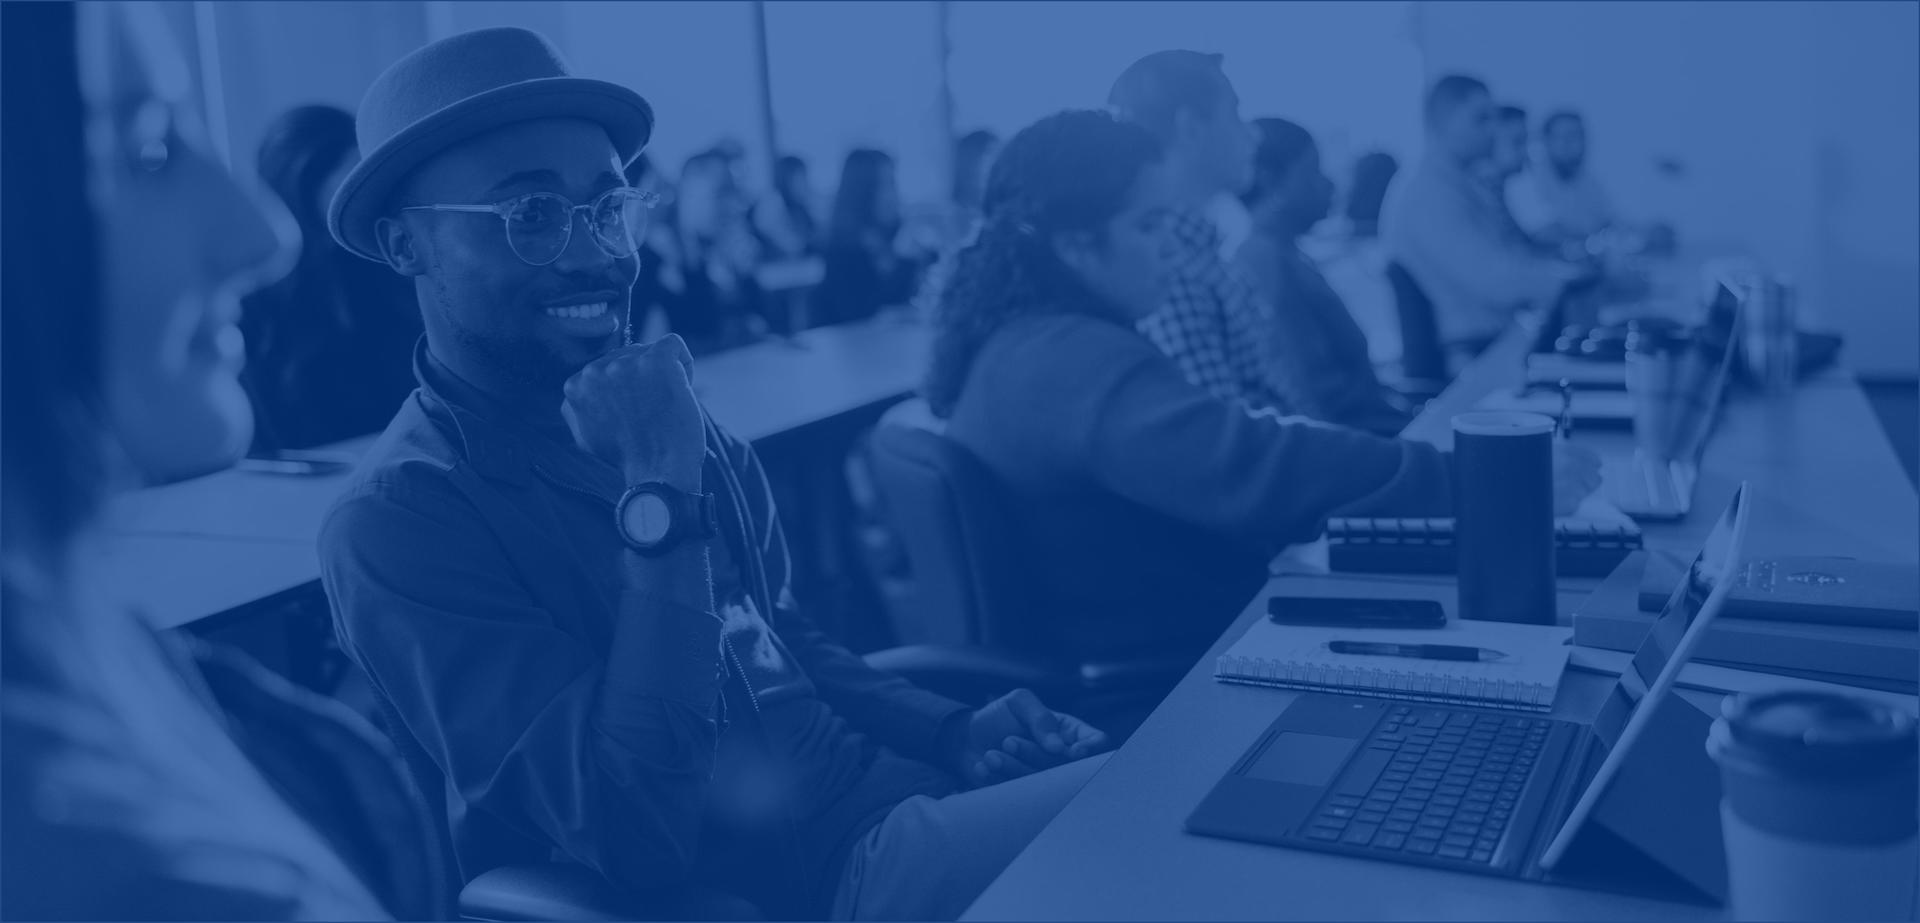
[318,27,1107,920]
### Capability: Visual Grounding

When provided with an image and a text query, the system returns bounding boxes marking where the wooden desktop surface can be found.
[965,324,1918,921]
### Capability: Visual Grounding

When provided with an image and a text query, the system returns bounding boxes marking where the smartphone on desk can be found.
[1267,596,1446,630]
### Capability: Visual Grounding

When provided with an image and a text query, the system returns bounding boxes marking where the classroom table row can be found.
[91,316,932,631]
[965,320,1919,922]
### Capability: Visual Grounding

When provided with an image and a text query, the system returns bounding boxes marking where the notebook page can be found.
[1219,617,1572,694]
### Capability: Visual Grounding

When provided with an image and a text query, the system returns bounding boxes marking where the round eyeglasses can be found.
[403,187,660,266]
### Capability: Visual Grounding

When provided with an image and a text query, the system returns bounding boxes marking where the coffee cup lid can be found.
[1719,690,1918,776]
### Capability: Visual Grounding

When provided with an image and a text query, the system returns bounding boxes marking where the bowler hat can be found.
[327,27,653,261]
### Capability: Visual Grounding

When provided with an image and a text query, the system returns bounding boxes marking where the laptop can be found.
[1188,484,1753,903]
[1600,283,1742,520]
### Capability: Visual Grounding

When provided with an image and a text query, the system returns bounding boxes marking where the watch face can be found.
[622,491,674,545]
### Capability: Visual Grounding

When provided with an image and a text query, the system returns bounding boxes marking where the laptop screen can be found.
[1539,484,1751,869]
[1590,484,1746,749]
[1665,284,1743,462]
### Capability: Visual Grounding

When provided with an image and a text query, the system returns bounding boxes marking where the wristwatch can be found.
[614,482,718,556]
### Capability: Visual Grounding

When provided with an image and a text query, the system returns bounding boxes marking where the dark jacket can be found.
[1234,230,1413,436]
[943,312,1453,661]
[318,344,963,917]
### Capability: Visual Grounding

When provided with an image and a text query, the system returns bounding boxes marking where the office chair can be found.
[863,401,1190,726]
[1385,261,1452,395]
[367,688,762,921]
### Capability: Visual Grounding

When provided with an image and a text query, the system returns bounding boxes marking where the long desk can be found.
[965,325,1919,921]
[91,318,932,630]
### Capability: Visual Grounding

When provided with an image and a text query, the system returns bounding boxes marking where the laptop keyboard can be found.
[1300,706,1547,866]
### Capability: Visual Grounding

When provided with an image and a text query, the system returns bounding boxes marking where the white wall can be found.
[1415,0,1919,377]
[208,1,427,175]
[949,1,1424,178]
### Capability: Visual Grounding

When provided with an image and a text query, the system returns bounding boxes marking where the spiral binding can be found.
[1214,655,1554,712]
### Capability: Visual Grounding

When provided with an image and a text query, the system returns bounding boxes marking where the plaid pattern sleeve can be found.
[1137,208,1296,415]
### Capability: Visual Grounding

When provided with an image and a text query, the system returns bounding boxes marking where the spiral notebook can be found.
[1214,616,1572,712]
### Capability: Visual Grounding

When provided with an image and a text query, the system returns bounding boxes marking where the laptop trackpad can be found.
[1246,733,1357,786]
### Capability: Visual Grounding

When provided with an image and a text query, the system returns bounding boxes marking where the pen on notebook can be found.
[1326,641,1508,662]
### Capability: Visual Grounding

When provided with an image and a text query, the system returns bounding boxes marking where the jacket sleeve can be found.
[318,473,725,892]
[711,429,970,765]
[1076,330,1454,551]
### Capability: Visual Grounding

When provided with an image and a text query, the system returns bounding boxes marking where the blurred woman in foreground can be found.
[1,4,436,917]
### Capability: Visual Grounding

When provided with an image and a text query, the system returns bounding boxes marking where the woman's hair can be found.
[1346,150,1398,232]
[1,1,108,572]
[923,110,1162,418]
[244,104,415,450]
[827,147,897,246]
[257,105,355,249]
[1243,117,1315,206]
[775,154,808,201]
[950,129,998,210]
[772,154,816,240]
[247,105,358,335]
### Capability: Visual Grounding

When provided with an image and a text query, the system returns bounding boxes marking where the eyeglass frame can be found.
[400,186,661,266]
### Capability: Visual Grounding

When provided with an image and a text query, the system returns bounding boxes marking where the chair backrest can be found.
[1386,260,1449,383]
[865,401,1042,652]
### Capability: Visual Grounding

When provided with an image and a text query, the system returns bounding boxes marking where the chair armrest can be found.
[459,864,760,922]
[863,644,1076,704]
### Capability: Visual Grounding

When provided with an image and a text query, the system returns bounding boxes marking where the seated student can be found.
[1511,109,1616,245]
[814,148,932,327]
[1345,151,1398,240]
[929,110,1601,662]
[243,104,423,452]
[318,28,1107,922]
[1382,75,1590,348]
[1,3,437,918]
[1109,51,1301,418]
[752,154,821,259]
[1234,118,1412,436]
[664,147,766,352]
[1479,104,1556,254]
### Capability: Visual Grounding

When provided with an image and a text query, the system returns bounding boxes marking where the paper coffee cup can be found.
[1707,691,1919,921]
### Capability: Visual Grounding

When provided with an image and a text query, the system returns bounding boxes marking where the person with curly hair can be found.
[928,110,1599,662]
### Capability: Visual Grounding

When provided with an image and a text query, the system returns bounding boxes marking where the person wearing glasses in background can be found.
[318,28,1110,921]
[2,3,439,918]
[1234,118,1412,437]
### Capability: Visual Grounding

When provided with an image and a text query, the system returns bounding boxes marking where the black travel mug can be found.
[1452,411,1557,624]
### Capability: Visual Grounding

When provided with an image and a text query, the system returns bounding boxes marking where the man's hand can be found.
[562,334,705,490]
[947,689,1110,788]
[1551,439,1603,516]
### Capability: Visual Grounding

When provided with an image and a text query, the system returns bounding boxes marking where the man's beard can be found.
[433,276,607,393]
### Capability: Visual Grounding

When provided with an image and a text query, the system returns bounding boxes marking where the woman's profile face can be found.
[79,3,295,482]
[1059,161,1181,321]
